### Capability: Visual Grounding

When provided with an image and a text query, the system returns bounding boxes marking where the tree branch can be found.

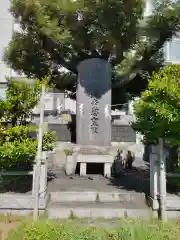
[42,36,78,74]
[115,2,180,85]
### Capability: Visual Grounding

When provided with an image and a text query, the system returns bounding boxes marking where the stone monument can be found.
[75,58,113,177]
[76,58,111,146]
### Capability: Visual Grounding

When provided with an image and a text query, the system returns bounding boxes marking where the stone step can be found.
[47,202,152,219]
[50,191,146,204]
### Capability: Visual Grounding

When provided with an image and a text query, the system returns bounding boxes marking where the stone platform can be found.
[47,172,151,219]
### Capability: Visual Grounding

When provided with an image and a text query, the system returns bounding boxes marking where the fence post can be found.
[33,84,45,220]
[150,145,159,210]
[159,138,167,221]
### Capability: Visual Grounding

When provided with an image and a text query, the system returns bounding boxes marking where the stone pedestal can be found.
[80,163,87,176]
[74,146,114,177]
[76,58,111,146]
[65,155,77,176]
[104,163,112,178]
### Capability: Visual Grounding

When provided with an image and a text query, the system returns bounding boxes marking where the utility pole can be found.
[33,84,45,220]
[159,138,167,221]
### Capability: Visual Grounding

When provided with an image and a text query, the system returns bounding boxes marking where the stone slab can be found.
[77,154,114,163]
[74,146,111,155]
[0,193,50,209]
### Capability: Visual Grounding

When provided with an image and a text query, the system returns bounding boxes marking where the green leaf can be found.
[133,64,180,146]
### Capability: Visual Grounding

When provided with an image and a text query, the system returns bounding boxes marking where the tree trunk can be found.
[76,58,111,146]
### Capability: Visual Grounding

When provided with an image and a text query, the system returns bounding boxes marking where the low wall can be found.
[47,123,136,143]
[3,120,136,143]
[111,125,136,142]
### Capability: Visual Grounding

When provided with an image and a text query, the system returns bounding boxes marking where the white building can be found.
[0,0,180,100]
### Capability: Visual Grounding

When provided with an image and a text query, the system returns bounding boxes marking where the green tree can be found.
[132,64,180,146]
[0,78,41,126]
[4,0,180,104]
[0,78,56,170]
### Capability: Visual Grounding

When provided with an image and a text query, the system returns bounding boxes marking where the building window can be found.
[0,86,6,99]
[144,0,158,16]
[164,37,180,63]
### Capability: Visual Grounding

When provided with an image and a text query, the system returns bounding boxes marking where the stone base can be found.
[146,195,180,219]
[0,193,50,210]
[147,196,159,210]
[73,146,115,178]
[76,154,114,178]
[147,194,180,211]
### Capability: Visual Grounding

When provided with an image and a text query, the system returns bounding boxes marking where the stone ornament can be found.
[56,98,64,114]
[104,104,111,119]
[79,103,84,118]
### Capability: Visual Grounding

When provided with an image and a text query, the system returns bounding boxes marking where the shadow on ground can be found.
[0,175,33,193]
[47,163,151,194]
[108,166,150,194]
[108,165,179,195]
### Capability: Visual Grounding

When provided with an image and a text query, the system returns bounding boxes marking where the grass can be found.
[0,214,180,239]
[0,213,26,240]
[0,212,47,240]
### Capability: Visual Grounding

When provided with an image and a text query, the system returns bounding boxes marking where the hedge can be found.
[7,219,180,240]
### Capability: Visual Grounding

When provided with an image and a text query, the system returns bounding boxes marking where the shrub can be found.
[0,139,37,170]
[7,219,180,240]
[42,131,57,152]
[0,125,36,144]
[63,148,73,156]
[0,127,56,170]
